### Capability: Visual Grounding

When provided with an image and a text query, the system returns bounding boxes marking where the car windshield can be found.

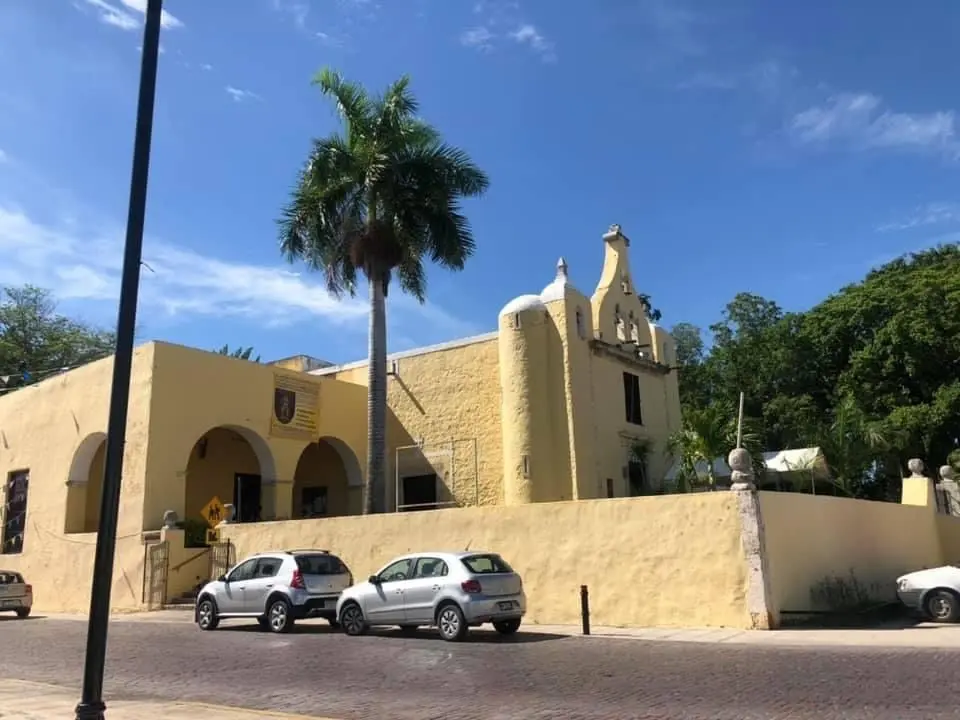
[296,554,347,575]
[461,554,513,574]
[0,572,22,584]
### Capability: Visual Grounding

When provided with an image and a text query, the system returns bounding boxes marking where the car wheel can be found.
[492,619,521,635]
[196,598,219,631]
[436,603,468,642]
[926,589,960,623]
[340,602,368,636]
[15,608,30,619]
[267,598,295,634]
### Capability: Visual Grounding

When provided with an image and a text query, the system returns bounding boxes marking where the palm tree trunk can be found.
[364,273,388,514]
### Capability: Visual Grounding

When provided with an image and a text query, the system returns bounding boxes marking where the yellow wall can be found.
[325,336,503,509]
[759,492,945,612]
[0,345,157,613]
[222,492,752,629]
[144,342,372,528]
[937,515,960,564]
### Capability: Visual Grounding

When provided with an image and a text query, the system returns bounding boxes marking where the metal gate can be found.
[145,541,169,610]
[209,540,235,581]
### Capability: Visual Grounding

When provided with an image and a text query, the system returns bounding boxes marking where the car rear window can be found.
[0,572,23,584]
[295,554,348,575]
[461,554,513,574]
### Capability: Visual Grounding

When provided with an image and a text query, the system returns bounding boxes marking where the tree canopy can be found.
[670,243,960,501]
[0,286,114,392]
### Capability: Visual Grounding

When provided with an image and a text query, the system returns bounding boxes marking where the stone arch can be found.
[292,436,363,519]
[184,425,276,525]
[64,432,107,534]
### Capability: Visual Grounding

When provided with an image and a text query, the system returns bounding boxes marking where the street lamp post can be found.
[74,1,163,718]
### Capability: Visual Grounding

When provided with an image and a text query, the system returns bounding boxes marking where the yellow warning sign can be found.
[201,496,225,528]
[205,528,221,544]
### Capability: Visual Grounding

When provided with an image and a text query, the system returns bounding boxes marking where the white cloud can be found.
[0,149,7,164]
[200,63,213,71]
[460,26,494,51]
[509,24,555,61]
[789,93,959,158]
[0,204,366,325]
[0,205,476,339]
[876,202,960,233]
[225,86,262,103]
[79,0,184,31]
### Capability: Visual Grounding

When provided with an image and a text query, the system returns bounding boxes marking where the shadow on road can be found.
[779,604,941,631]
[0,615,46,622]
[217,621,565,643]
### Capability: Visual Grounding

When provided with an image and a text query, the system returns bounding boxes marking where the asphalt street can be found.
[1,614,958,719]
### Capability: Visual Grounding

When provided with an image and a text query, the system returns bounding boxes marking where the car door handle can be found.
[265,584,273,589]
[431,585,440,591]
[394,590,403,595]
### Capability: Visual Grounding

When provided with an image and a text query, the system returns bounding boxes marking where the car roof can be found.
[0,570,22,575]
[392,551,497,561]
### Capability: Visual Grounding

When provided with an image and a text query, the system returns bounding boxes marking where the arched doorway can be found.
[185,426,275,525]
[65,433,107,534]
[292,437,362,518]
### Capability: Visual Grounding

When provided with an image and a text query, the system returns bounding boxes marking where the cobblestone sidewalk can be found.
[0,680,339,720]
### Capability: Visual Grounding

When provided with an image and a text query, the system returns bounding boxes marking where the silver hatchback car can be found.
[195,549,352,633]
[336,551,526,642]
[0,570,32,618]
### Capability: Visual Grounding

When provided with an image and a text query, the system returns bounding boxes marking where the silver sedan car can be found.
[336,551,526,642]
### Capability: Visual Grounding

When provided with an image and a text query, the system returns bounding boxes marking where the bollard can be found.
[580,584,591,635]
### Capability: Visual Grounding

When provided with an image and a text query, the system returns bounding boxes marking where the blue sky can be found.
[0,0,958,365]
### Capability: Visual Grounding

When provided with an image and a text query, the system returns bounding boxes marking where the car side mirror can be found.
[218,575,227,583]
[368,575,380,584]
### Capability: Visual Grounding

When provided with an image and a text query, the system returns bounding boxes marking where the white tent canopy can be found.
[663,447,830,483]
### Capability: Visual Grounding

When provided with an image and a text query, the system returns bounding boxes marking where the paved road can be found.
[2,615,958,719]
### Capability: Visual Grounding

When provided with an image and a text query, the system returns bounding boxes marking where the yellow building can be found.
[0,223,681,613]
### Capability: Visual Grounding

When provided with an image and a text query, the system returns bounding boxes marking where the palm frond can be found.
[312,67,373,142]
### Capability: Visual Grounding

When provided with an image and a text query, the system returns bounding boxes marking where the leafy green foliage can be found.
[215,344,260,362]
[670,244,960,500]
[278,67,490,297]
[0,286,114,391]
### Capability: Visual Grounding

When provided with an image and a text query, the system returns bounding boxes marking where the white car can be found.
[0,570,32,618]
[336,551,526,642]
[896,565,960,623]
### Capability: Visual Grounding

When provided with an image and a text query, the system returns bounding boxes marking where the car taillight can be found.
[290,569,305,589]
[461,579,482,594]
[24,584,31,593]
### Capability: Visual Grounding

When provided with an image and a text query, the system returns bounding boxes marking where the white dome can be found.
[540,257,581,302]
[499,294,546,316]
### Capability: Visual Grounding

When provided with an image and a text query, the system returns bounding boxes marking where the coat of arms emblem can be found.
[274,387,296,425]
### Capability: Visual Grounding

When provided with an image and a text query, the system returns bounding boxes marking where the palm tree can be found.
[278,68,489,514]
[667,404,763,490]
[812,395,890,495]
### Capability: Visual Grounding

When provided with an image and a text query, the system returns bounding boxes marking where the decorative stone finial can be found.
[907,459,926,477]
[728,448,755,492]
[556,257,568,278]
[941,465,956,483]
[162,510,178,529]
[219,504,236,525]
[608,223,621,234]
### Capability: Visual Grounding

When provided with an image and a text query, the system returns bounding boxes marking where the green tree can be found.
[0,286,114,390]
[667,403,763,491]
[278,68,489,514]
[215,344,260,362]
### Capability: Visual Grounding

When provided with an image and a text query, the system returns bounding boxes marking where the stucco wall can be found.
[937,515,960,564]
[759,492,945,613]
[324,337,504,509]
[144,342,371,528]
[222,492,752,629]
[0,344,157,613]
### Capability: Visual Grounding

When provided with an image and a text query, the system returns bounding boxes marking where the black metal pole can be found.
[75,2,162,719]
[580,584,591,636]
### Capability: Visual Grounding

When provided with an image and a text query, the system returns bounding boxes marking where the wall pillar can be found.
[901,459,937,512]
[261,446,301,521]
[728,448,779,630]
[937,466,960,517]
